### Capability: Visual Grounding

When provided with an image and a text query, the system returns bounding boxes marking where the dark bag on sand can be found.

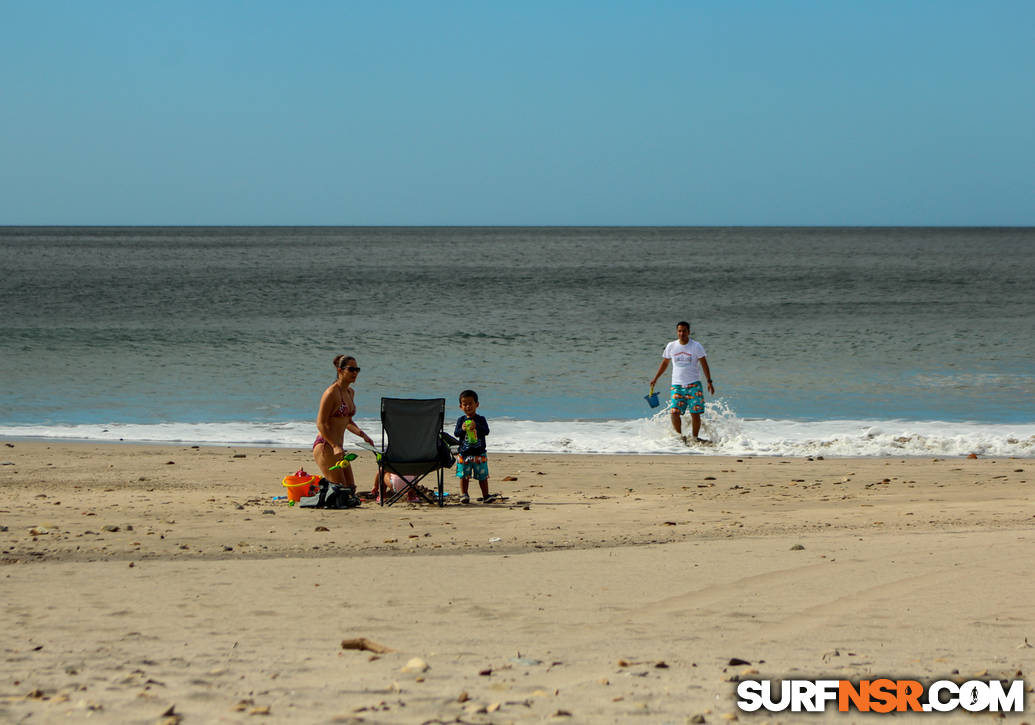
[437,432,458,469]
[299,478,361,509]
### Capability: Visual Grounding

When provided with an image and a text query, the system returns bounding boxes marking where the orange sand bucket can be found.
[282,472,321,502]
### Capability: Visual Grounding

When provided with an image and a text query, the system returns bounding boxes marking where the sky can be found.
[2,0,1033,226]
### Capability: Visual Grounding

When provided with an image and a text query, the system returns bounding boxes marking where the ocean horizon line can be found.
[3,224,1033,230]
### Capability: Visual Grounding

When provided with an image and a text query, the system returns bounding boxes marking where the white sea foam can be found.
[2,401,1033,458]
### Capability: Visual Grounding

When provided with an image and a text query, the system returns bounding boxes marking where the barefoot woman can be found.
[313,355,375,490]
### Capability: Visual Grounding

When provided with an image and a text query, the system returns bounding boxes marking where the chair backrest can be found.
[380,398,445,463]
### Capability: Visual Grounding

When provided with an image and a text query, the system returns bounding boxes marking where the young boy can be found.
[453,389,494,504]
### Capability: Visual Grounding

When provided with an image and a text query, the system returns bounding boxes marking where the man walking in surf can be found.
[650,321,715,443]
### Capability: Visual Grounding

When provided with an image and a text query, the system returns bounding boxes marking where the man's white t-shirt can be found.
[663,338,707,386]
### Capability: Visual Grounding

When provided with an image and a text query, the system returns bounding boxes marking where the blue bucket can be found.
[644,386,660,408]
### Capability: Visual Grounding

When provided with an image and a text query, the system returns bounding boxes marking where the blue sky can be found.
[2,1,1032,225]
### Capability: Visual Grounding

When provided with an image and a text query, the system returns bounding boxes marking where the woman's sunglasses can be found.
[341,366,361,373]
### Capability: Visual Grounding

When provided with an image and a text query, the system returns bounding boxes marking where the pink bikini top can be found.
[332,391,355,418]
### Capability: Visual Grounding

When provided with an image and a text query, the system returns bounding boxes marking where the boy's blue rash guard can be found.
[454,414,490,457]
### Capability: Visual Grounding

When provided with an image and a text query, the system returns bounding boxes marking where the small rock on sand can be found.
[401,657,429,673]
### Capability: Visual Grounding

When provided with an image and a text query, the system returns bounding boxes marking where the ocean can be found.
[1,226,1033,457]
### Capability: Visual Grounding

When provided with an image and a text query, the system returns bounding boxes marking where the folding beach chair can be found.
[377,397,449,507]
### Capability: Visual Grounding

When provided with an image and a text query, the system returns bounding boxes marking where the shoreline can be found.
[3,424,1034,460]
[2,441,1033,722]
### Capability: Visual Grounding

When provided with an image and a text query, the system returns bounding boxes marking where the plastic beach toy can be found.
[329,452,358,471]
[282,469,321,502]
[463,419,478,444]
[644,384,660,408]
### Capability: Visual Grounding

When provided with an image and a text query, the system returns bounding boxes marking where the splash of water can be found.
[2,399,1033,458]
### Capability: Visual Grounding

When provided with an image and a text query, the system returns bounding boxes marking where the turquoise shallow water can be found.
[1,226,1033,428]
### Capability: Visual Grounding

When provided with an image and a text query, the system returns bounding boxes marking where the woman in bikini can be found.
[313,354,375,491]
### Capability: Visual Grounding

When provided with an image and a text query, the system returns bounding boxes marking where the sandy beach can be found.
[1,441,1033,723]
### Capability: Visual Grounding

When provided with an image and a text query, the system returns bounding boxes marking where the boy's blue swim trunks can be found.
[671,381,705,414]
[456,454,489,481]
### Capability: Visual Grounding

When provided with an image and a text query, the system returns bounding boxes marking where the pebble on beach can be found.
[400,657,429,673]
